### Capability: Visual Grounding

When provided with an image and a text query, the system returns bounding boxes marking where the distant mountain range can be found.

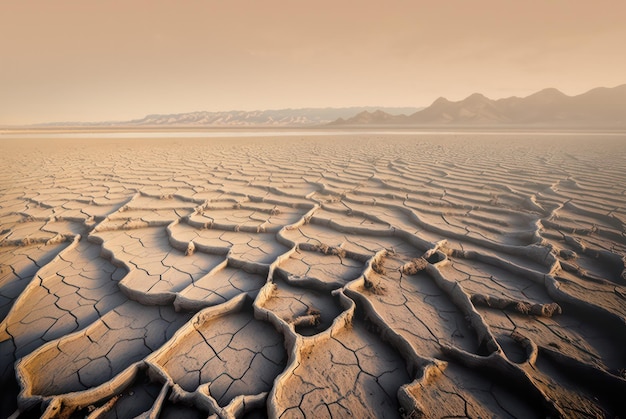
[330,84,626,127]
[31,107,421,128]
[14,84,626,129]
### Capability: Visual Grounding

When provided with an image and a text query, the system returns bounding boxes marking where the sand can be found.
[0,132,625,418]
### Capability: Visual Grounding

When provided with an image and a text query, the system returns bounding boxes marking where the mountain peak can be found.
[431,97,451,106]
[528,87,568,99]
[337,109,402,124]
[465,92,489,100]
[462,93,491,106]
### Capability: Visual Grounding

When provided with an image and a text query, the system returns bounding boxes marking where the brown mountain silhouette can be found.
[333,84,626,127]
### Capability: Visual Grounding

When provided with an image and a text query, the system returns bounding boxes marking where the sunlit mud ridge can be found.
[1,134,625,418]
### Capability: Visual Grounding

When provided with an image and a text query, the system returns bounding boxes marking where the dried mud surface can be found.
[1,134,625,418]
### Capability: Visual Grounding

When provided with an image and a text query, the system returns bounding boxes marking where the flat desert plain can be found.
[0,133,625,418]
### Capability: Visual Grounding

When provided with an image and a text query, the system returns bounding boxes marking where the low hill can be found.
[29,107,421,129]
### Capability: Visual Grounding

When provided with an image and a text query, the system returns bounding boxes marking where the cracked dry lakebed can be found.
[0,132,625,418]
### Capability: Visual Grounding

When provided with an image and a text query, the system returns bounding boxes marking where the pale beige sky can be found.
[1,0,625,125]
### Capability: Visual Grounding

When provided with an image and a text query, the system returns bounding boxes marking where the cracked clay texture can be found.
[1,134,625,418]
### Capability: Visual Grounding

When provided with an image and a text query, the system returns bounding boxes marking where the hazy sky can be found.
[2,0,625,125]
